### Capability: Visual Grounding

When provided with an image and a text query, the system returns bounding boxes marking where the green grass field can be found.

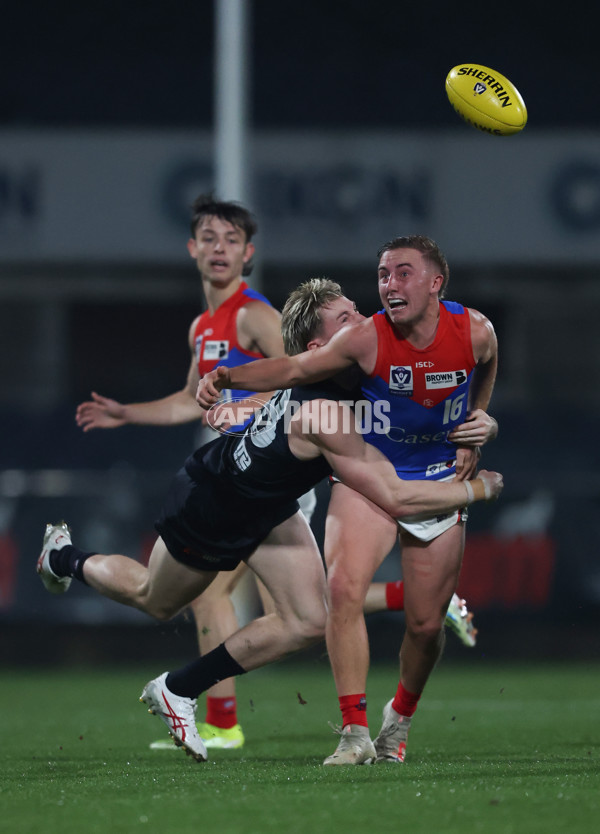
[2,660,599,834]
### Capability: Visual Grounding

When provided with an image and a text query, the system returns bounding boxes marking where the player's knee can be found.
[286,605,326,647]
[146,603,178,622]
[140,592,179,622]
[405,615,444,645]
[304,606,327,641]
[327,567,366,614]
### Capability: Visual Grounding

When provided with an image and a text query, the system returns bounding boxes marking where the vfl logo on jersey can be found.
[203,340,229,361]
[425,370,467,389]
[194,335,203,362]
[389,365,413,396]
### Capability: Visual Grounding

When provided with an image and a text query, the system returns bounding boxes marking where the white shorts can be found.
[396,472,468,541]
[396,506,467,542]
[330,473,467,542]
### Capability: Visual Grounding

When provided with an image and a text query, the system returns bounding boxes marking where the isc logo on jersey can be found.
[389,366,413,396]
[203,340,229,361]
[425,370,467,389]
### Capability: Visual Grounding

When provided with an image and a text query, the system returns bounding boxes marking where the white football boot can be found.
[140,673,207,762]
[374,700,411,763]
[323,724,375,766]
[37,521,73,594]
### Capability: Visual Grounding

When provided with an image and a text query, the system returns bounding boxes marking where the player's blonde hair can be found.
[281,278,344,356]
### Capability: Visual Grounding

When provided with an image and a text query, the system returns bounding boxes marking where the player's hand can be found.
[196,367,230,410]
[448,409,498,447]
[477,469,504,501]
[75,392,127,431]
[454,446,480,480]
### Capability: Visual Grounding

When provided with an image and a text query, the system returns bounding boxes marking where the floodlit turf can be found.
[1,660,599,834]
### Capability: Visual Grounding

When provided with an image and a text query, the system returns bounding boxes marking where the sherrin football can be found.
[445,64,527,136]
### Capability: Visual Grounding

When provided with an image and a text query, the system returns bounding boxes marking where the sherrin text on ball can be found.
[445,64,527,136]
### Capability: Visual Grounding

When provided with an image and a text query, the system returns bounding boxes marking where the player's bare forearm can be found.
[227,356,297,391]
[334,454,502,519]
[228,351,338,391]
[450,351,497,456]
[388,469,502,518]
[120,391,202,426]
[316,420,502,519]
[196,354,338,409]
[469,359,497,415]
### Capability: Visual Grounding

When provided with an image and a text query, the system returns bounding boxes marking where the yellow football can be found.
[445,64,527,136]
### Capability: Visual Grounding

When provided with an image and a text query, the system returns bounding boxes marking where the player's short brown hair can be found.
[190,193,258,276]
[377,234,450,298]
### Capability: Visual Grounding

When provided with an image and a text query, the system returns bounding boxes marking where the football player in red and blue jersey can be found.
[197,234,499,765]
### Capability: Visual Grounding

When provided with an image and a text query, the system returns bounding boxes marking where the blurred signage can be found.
[1,129,600,263]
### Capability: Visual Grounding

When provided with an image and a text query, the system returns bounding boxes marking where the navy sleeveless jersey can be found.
[189,380,351,502]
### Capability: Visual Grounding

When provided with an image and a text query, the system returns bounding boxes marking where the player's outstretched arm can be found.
[75,388,203,430]
[295,401,503,519]
[196,360,302,409]
[196,319,373,409]
[332,445,501,519]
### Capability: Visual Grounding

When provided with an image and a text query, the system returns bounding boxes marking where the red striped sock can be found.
[392,682,421,718]
[205,695,237,729]
[339,693,368,728]
[385,580,405,611]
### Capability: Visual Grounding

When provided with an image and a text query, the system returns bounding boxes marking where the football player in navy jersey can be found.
[42,278,502,764]
[75,195,288,750]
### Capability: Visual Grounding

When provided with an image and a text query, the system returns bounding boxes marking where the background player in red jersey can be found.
[196,235,499,765]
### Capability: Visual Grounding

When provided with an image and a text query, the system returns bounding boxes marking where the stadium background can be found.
[1,0,599,665]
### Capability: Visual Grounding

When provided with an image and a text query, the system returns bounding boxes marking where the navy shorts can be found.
[154,462,299,572]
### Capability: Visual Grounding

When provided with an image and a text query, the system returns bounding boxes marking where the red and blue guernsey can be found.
[194,281,273,402]
[360,301,477,481]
